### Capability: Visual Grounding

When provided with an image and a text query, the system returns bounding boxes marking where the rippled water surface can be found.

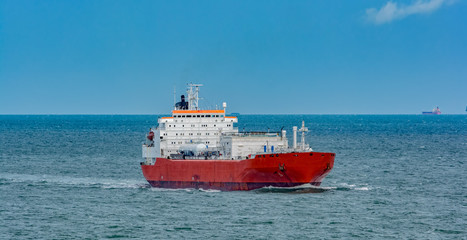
[1,115,466,239]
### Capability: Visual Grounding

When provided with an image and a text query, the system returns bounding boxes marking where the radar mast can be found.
[187,83,203,110]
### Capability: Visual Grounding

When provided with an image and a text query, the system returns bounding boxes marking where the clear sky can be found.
[1,0,466,114]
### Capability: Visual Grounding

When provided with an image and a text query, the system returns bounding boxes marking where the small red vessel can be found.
[141,84,335,191]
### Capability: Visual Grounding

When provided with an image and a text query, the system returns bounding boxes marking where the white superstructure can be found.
[142,84,311,162]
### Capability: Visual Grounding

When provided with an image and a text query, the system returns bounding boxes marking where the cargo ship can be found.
[422,106,441,115]
[140,84,335,191]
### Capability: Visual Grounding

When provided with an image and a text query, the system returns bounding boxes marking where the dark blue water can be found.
[1,115,466,239]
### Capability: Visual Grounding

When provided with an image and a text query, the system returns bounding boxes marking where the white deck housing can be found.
[143,84,311,161]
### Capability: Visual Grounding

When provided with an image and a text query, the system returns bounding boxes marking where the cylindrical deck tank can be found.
[179,144,207,155]
[293,126,298,149]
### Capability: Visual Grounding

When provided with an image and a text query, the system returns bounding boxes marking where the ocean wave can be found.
[256,182,371,193]
[0,173,371,192]
[0,173,146,189]
[148,187,221,193]
[335,182,371,191]
[199,188,222,193]
[148,187,195,192]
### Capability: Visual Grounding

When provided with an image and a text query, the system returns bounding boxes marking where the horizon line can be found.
[0,113,465,116]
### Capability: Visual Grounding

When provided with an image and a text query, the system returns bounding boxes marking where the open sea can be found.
[0,114,466,239]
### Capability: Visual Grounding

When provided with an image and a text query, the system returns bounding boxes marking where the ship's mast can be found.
[187,83,203,110]
[173,86,176,110]
[299,121,308,150]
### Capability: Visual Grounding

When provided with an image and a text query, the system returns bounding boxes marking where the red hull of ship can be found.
[141,152,335,191]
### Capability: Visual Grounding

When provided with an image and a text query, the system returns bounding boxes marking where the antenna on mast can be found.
[187,83,203,110]
[173,86,176,110]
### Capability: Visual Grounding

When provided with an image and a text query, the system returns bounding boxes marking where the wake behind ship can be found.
[140,84,335,191]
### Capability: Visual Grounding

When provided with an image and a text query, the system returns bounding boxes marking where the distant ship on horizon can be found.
[422,106,441,115]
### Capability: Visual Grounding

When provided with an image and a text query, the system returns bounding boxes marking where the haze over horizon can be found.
[1,0,466,114]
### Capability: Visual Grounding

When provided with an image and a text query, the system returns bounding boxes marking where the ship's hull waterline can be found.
[141,152,335,191]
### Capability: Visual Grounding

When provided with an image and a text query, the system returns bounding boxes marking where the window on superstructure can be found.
[216,115,219,117]
[187,115,191,118]
[201,115,205,117]
[197,115,200,117]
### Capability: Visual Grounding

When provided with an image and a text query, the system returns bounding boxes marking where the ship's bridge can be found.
[171,109,226,118]
[153,108,238,158]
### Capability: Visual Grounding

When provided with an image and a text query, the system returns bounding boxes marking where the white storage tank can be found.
[179,144,207,155]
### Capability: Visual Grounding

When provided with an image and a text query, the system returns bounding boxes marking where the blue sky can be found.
[1,0,466,114]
